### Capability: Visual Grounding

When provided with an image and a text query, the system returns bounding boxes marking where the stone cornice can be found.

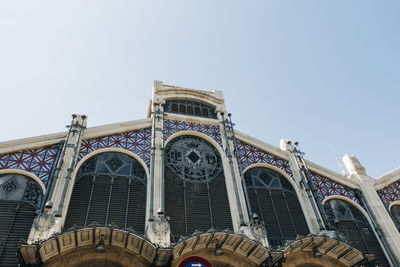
[0,118,152,155]
[374,167,400,190]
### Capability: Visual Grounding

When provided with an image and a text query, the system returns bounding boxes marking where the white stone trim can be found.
[374,168,400,190]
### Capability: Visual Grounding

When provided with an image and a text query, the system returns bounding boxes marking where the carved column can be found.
[218,112,250,232]
[146,80,170,247]
[280,140,328,236]
[343,154,400,266]
[28,114,86,243]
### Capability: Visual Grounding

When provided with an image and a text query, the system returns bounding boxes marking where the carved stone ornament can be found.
[343,154,366,175]
[165,136,222,182]
[33,212,56,231]
[151,217,170,236]
[250,222,267,241]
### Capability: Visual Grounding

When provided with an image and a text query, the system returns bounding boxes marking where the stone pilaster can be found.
[343,154,400,266]
[28,114,86,243]
[218,112,250,232]
[280,140,328,236]
[146,80,170,246]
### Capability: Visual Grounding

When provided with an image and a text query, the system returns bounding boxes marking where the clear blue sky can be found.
[1,1,399,178]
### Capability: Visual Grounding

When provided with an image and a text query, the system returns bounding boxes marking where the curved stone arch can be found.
[283,236,370,267]
[171,232,269,267]
[0,169,46,194]
[36,227,157,267]
[164,130,224,158]
[322,195,370,224]
[243,163,297,192]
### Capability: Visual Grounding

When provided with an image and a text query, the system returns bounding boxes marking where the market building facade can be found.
[0,81,399,267]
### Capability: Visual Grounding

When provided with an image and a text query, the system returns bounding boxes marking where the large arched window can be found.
[0,173,43,266]
[164,135,232,239]
[244,167,309,247]
[324,199,390,267]
[64,152,146,234]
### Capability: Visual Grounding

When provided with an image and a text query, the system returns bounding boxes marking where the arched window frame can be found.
[0,172,44,266]
[64,150,148,233]
[164,134,233,239]
[323,196,390,267]
[243,165,310,247]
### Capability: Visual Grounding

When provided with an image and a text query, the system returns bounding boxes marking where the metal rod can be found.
[268,190,284,239]
[206,182,214,228]
[183,180,188,235]
[291,146,325,230]
[125,178,131,229]
[227,113,253,218]
[105,176,114,225]
[220,112,245,226]
[282,191,298,235]
[297,151,331,229]
[84,175,96,227]
[41,141,63,213]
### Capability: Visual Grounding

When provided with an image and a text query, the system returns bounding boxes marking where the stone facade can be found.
[0,81,399,267]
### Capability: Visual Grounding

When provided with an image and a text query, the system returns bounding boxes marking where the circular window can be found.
[165,136,222,182]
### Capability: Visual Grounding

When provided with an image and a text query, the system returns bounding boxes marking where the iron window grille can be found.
[0,174,43,266]
[64,152,146,234]
[164,136,232,240]
[244,167,309,248]
[325,199,390,267]
[164,100,217,119]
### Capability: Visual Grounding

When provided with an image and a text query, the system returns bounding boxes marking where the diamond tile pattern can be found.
[79,128,151,167]
[236,141,293,177]
[163,119,222,147]
[0,145,59,187]
[310,172,359,204]
[378,179,400,207]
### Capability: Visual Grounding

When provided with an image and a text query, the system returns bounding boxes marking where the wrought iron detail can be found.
[165,136,222,182]
[23,180,43,208]
[106,155,123,172]
[324,199,390,267]
[1,177,18,196]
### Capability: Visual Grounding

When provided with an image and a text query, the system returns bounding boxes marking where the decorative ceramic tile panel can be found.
[79,128,152,167]
[163,119,222,147]
[0,145,59,187]
[310,172,359,204]
[378,179,400,208]
[236,141,293,177]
